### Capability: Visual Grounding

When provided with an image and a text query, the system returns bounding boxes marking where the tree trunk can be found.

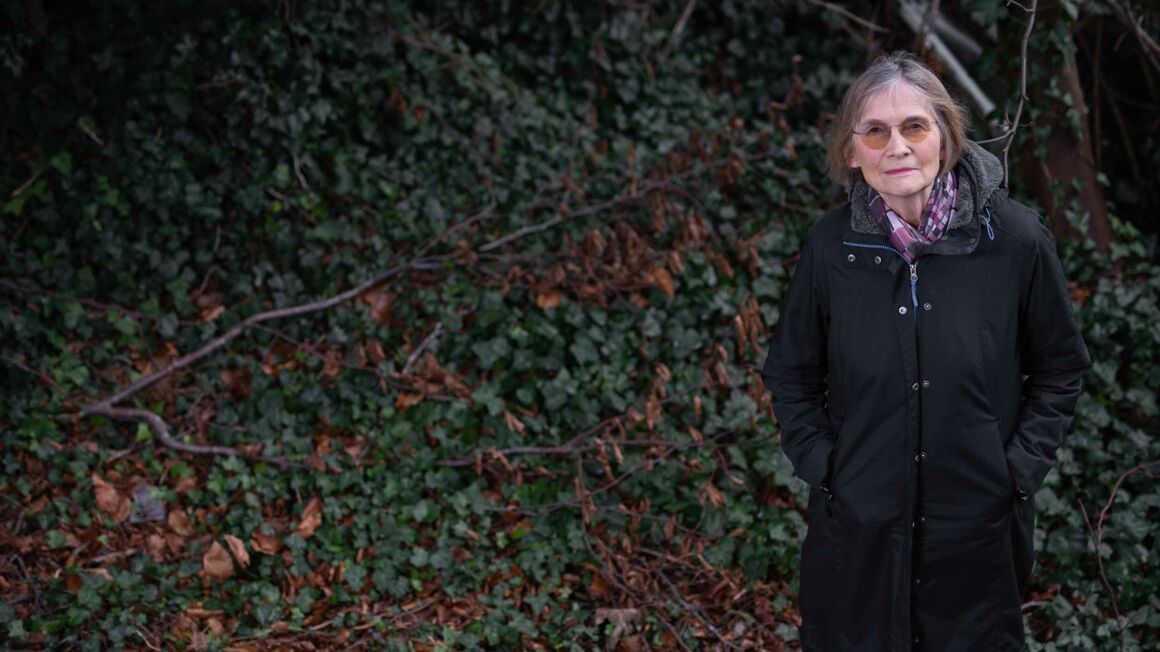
[1016,1,1112,254]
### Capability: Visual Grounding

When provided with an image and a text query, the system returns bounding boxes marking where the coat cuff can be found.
[1005,443,1041,501]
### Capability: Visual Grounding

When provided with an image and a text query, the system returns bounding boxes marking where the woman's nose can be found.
[885,127,910,156]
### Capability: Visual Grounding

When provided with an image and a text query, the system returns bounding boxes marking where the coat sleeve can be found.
[760,228,835,491]
[1005,221,1092,498]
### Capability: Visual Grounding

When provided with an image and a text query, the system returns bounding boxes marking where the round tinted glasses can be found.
[852,118,934,150]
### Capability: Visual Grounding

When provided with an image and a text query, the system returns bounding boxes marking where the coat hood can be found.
[847,140,1007,235]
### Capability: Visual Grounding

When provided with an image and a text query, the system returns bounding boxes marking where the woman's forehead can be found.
[858,83,934,122]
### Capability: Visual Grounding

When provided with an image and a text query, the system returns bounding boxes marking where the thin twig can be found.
[7,167,45,199]
[1076,459,1160,652]
[1105,0,1160,76]
[0,355,59,389]
[0,279,203,326]
[660,0,697,60]
[402,322,444,375]
[656,572,738,651]
[291,152,313,193]
[574,458,694,652]
[974,0,1038,188]
[479,152,774,253]
[805,0,888,33]
[437,382,708,467]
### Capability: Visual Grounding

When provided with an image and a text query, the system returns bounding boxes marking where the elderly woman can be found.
[761,51,1091,650]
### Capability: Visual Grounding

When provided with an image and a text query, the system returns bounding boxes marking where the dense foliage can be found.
[1,1,1157,649]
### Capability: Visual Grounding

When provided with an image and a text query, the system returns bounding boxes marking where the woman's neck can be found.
[885,187,933,229]
[893,200,924,228]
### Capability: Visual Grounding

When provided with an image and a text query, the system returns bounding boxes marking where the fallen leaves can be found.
[535,290,562,310]
[92,474,131,523]
[251,530,283,555]
[296,497,324,538]
[223,534,250,569]
[168,510,194,536]
[202,540,235,581]
[201,535,251,582]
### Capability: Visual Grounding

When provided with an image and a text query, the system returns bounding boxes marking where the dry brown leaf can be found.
[652,267,674,299]
[146,533,167,560]
[202,540,235,581]
[360,286,394,324]
[703,481,725,508]
[251,531,283,555]
[223,534,250,568]
[200,304,225,322]
[92,474,131,522]
[365,339,386,364]
[502,410,526,436]
[221,367,252,399]
[535,290,562,310]
[296,497,323,538]
[168,509,194,536]
[395,392,423,411]
[322,350,343,380]
[588,571,613,600]
[65,571,83,594]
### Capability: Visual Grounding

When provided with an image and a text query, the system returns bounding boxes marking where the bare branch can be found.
[85,259,422,411]
[82,404,288,464]
[900,1,996,120]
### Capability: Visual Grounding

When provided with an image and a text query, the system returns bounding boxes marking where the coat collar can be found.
[846,140,1006,239]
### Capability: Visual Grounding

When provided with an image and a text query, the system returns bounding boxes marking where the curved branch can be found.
[80,151,774,461]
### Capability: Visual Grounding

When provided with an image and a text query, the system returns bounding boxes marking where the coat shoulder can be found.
[990,194,1051,248]
[804,202,852,246]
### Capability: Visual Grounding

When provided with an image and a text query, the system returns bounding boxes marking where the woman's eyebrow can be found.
[860,114,931,125]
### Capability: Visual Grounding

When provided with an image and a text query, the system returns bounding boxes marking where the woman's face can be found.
[848,83,944,212]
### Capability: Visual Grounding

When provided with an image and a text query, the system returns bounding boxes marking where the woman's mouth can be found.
[885,168,915,176]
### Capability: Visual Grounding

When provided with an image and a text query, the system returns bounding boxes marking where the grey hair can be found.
[825,51,970,189]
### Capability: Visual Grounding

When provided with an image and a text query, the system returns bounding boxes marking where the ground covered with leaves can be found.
[2,1,1158,650]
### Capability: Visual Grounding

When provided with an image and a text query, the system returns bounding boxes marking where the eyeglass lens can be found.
[858,119,932,149]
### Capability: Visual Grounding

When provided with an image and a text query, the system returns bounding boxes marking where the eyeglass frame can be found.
[851,117,936,150]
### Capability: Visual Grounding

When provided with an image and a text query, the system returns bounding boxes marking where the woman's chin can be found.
[874,179,930,200]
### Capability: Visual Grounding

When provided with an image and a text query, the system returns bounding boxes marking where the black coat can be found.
[761,142,1091,651]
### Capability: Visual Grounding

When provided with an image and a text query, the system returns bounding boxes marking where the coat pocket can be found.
[1010,492,1036,598]
[987,415,1015,505]
[825,407,845,486]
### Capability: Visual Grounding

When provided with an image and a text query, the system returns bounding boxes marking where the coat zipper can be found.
[841,241,919,309]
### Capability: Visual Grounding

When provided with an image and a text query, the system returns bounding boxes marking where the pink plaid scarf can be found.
[868,170,957,263]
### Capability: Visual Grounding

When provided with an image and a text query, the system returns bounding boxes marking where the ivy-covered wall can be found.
[1,1,1157,649]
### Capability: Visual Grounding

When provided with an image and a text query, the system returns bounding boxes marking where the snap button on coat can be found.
[761,142,1091,650]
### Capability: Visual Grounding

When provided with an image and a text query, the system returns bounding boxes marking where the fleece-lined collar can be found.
[848,140,1006,236]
